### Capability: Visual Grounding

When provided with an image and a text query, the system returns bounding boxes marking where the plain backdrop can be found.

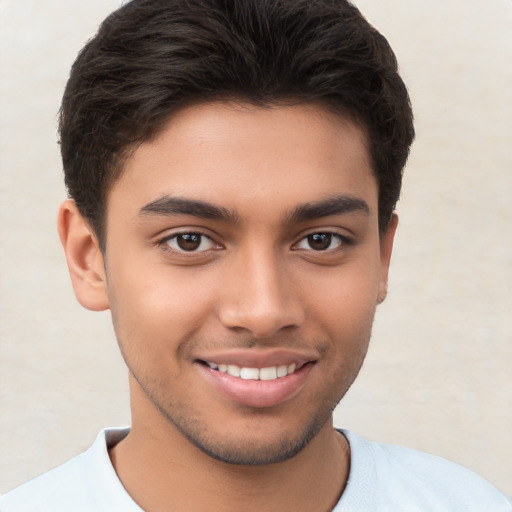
[1,0,511,497]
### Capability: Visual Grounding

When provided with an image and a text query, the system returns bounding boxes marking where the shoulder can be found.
[337,430,512,511]
[0,449,93,512]
[0,427,139,512]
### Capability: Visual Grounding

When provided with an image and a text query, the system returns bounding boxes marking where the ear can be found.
[377,212,398,304]
[57,200,109,311]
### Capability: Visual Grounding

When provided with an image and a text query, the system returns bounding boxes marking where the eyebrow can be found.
[139,194,369,224]
[287,195,370,223]
[139,196,239,222]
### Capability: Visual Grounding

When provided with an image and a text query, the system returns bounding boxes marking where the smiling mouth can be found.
[196,356,316,407]
[200,361,302,381]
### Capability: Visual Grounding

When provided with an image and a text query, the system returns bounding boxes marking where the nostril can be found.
[218,302,304,339]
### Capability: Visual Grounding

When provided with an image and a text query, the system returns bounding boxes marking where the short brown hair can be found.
[59,0,414,249]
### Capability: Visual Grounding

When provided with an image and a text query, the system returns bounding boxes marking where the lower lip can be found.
[197,363,314,408]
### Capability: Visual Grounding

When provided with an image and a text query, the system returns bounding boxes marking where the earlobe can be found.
[57,200,110,311]
[377,212,398,304]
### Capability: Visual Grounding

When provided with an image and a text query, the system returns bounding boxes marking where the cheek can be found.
[106,261,217,350]
[302,257,381,374]
[307,259,381,325]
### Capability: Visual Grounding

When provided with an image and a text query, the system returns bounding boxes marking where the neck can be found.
[109,381,350,512]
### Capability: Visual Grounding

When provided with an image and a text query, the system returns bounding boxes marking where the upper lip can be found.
[195,348,318,369]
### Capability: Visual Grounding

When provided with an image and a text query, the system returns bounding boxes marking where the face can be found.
[76,102,395,465]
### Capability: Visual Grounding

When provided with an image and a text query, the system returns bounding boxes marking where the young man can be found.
[1,0,510,510]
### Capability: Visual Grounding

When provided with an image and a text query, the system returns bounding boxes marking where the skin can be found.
[58,102,397,512]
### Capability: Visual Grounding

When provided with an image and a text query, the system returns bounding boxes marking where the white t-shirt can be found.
[1,427,510,511]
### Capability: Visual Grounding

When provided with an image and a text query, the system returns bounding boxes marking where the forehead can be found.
[109,101,377,220]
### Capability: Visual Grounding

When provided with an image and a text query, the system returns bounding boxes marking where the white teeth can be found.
[227,365,241,377]
[210,362,299,380]
[259,366,277,380]
[240,367,260,380]
[277,365,288,378]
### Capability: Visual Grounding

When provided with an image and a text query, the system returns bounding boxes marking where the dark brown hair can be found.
[59,0,414,248]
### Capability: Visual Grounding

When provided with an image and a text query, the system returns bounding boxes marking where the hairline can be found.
[95,96,384,253]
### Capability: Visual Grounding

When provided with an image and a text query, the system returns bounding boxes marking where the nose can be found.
[217,249,305,339]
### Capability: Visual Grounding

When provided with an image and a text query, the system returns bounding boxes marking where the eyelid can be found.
[157,229,223,254]
[297,234,340,250]
[291,230,352,251]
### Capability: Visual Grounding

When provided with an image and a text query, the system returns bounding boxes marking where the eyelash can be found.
[159,232,222,253]
[157,230,351,255]
[292,232,351,252]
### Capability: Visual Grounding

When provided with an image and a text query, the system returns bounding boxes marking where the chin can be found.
[177,422,325,466]
[159,400,336,466]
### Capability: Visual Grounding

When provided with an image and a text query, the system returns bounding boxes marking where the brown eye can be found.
[177,233,202,251]
[294,232,344,251]
[307,233,332,251]
[165,232,218,252]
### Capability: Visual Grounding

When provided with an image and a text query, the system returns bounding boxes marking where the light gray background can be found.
[1,0,511,497]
